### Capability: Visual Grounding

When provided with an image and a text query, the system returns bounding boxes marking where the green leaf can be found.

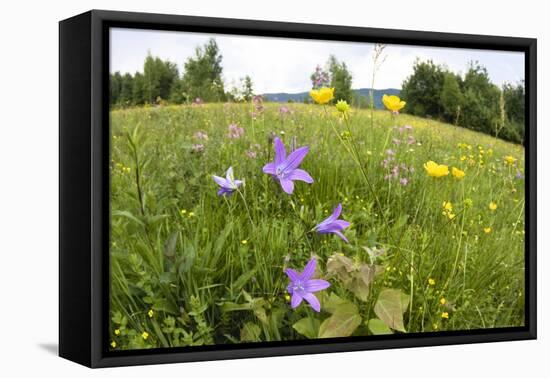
[318,302,361,338]
[348,277,371,302]
[349,264,382,301]
[293,317,320,339]
[231,269,257,293]
[240,322,261,342]
[321,292,349,314]
[326,253,355,285]
[363,246,386,264]
[176,182,185,194]
[392,215,409,231]
[112,210,144,226]
[220,301,250,312]
[164,231,178,257]
[152,298,179,315]
[159,272,175,284]
[373,288,410,332]
[177,241,196,274]
[367,318,393,335]
[253,307,268,325]
[151,319,170,347]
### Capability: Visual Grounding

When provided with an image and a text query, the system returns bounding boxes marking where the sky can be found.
[110,28,525,94]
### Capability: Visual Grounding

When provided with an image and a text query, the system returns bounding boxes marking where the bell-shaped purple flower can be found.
[314,203,350,243]
[212,166,243,196]
[262,137,314,194]
[285,257,330,312]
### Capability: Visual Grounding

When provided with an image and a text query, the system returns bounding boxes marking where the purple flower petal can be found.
[280,146,309,172]
[285,268,300,281]
[287,169,314,183]
[212,175,228,187]
[291,293,303,309]
[300,258,317,281]
[328,203,342,223]
[333,230,349,243]
[302,292,321,312]
[305,279,331,293]
[332,220,350,229]
[279,178,295,194]
[217,187,233,196]
[263,138,313,195]
[285,257,330,312]
[274,137,286,165]
[314,203,349,242]
[287,283,294,294]
[225,166,234,181]
[262,162,276,175]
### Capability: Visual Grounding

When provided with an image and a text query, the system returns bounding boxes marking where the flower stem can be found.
[236,187,255,229]
[329,107,394,243]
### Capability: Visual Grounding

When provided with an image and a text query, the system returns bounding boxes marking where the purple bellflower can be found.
[314,203,350,243]
[285,257,330,312]
[212,166,243,196]
[262,137,314,194]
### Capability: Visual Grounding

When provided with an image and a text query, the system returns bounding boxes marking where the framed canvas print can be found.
[59,10,537,368]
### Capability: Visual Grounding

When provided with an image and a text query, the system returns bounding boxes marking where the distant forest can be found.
[400,60,525,144]
[110,38,525,144]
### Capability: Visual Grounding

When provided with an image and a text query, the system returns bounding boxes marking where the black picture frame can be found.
[59,9,537,368]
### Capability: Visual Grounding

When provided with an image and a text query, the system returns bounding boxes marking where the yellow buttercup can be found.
[309,87,335,104]
[451,167,465,179]
[382,94,406,112]
[424,161,449,178]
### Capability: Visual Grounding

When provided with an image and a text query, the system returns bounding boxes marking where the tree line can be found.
[110,39,244,106]
[401,60,525,144]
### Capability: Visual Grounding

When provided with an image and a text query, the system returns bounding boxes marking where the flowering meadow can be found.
[109,93,525,350]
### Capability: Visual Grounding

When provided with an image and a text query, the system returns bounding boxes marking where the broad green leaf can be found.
[152,298,179,315]
[363,246,386,264]
[231,269,257,293]
[293,317,320,339]
[321,292,349,314]
[367,318,393,335]
[220,301,252,312]
[326,253,355,285]
[177,242,196,274]
[358,264,383,286]
[318,302,361,338]
[253,307,268,325]
[240,322,261,342]
[164,231,178,257]
[326,253,383,301]
[175,182,185,194]
[349,264,383,301]
[348,277,371,302]
[159,272,175,284]
[112,210,144,226]
[374,288,410,332]
[392,215,409,231]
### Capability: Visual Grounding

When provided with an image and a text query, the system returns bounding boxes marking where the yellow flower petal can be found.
[382,94,406,112]
[310,87,335,104]
[451,167,465,179]
[424,161,449,178]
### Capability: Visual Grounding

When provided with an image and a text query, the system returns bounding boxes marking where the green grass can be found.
[108,102,525,350]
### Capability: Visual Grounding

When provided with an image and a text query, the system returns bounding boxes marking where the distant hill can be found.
[262,88,401,108]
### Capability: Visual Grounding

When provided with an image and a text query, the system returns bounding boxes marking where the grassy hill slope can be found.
[108,102,525,350]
